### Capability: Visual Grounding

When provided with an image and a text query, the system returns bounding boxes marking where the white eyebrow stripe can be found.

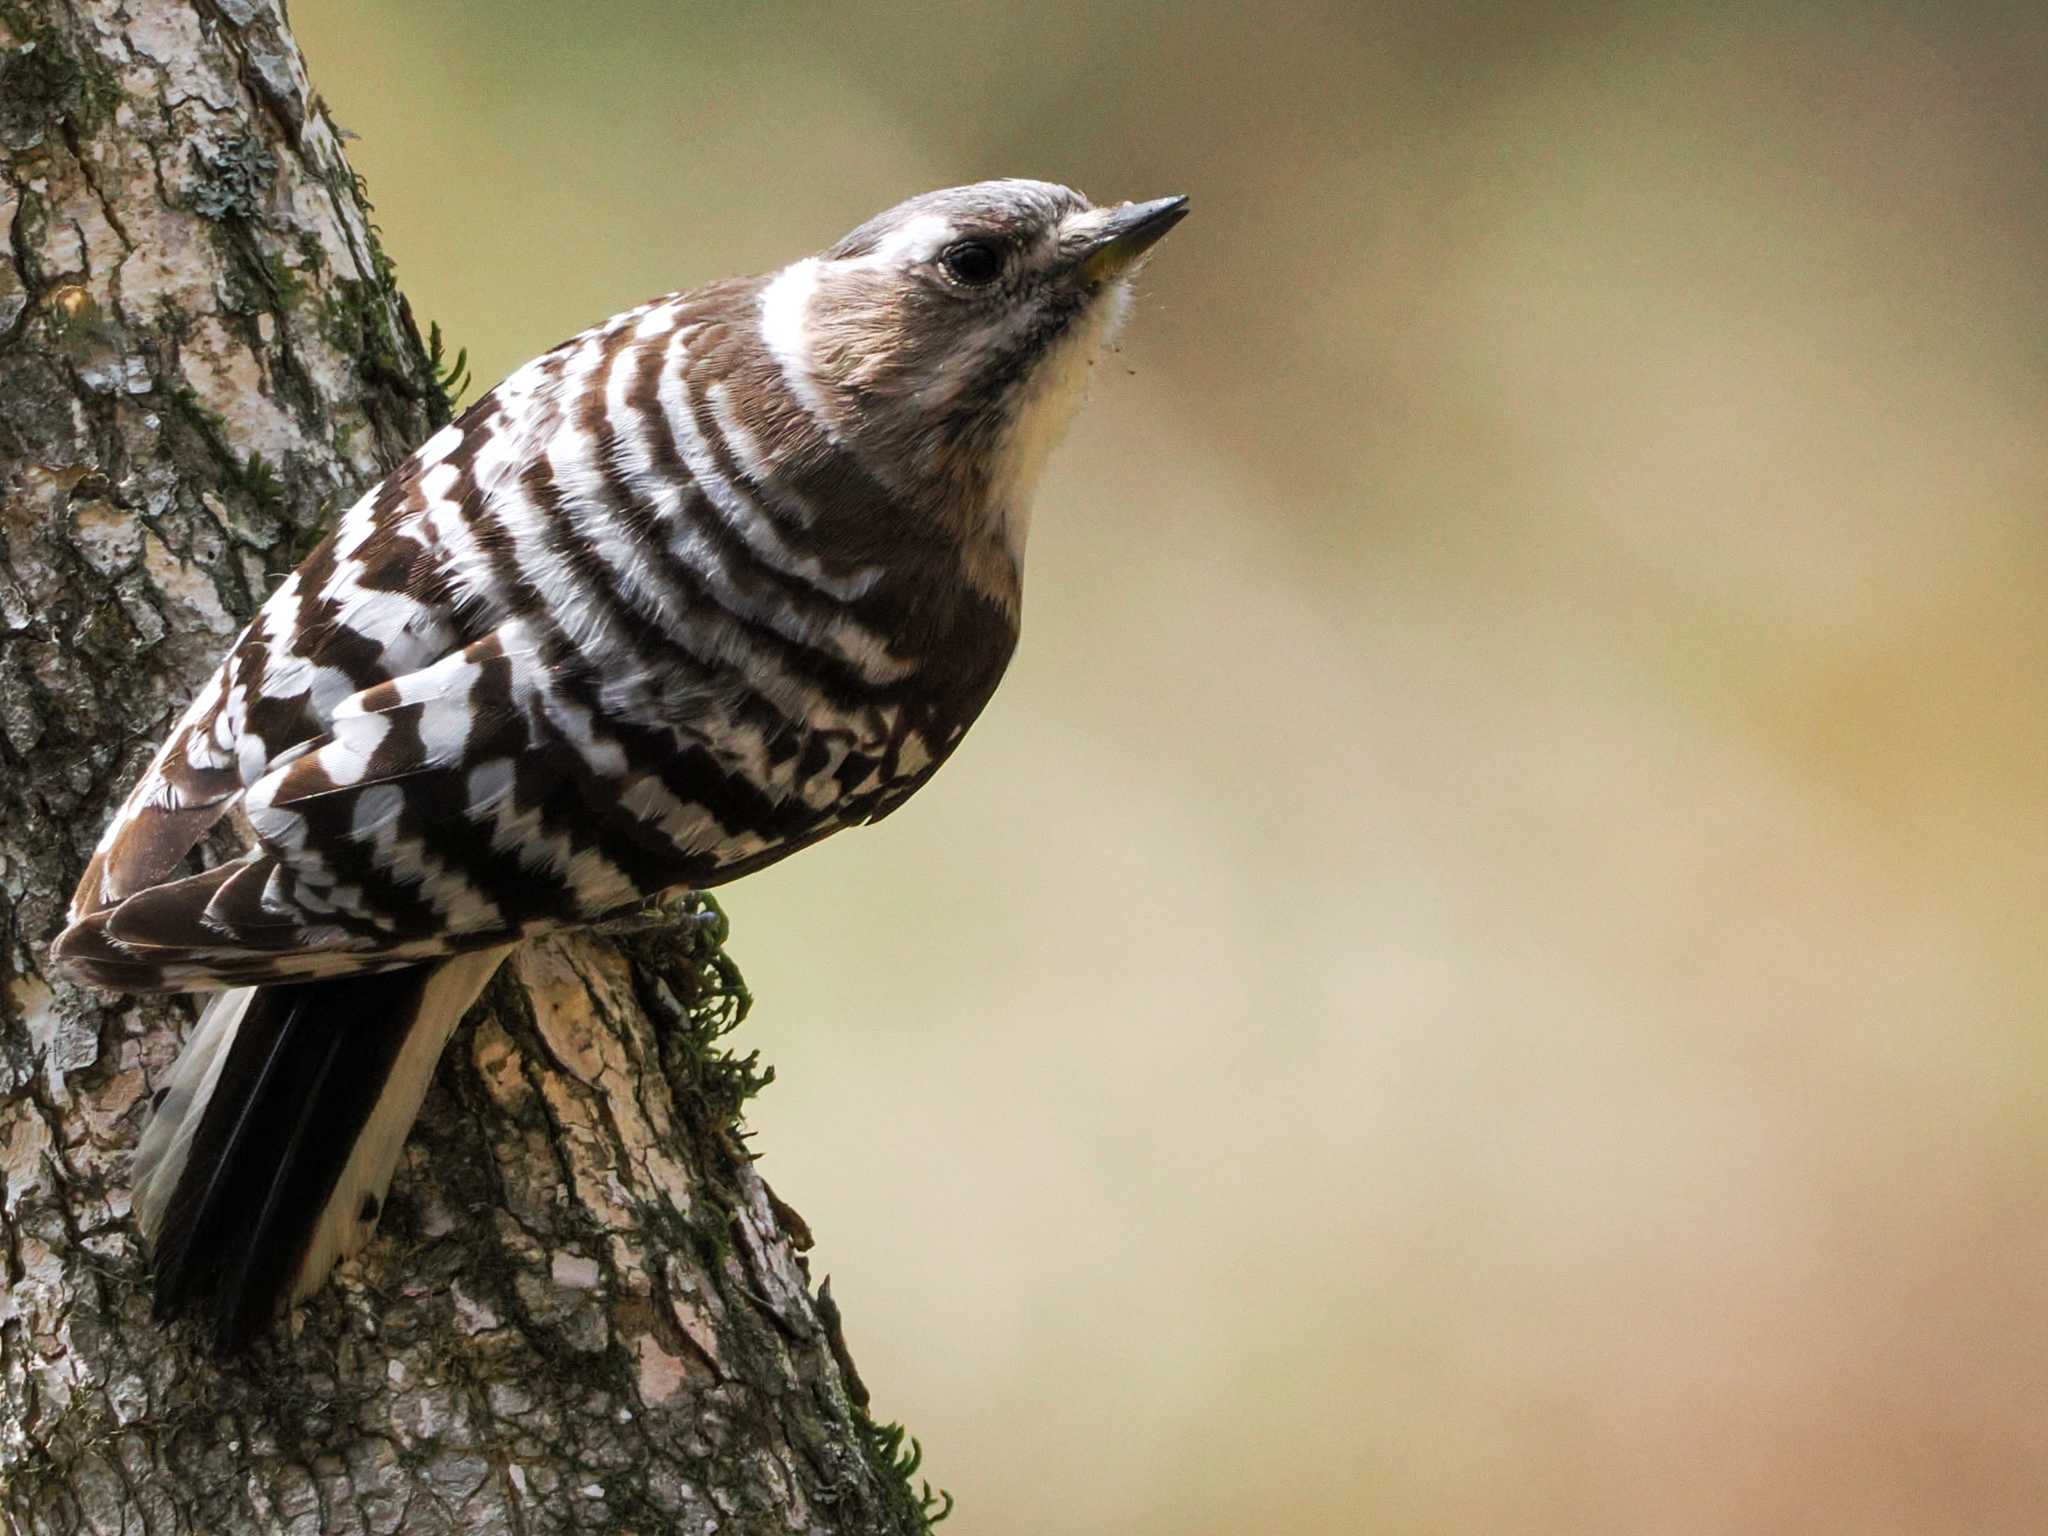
[867,212,954,266]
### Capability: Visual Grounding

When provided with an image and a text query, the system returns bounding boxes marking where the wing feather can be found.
[51,630,679,990]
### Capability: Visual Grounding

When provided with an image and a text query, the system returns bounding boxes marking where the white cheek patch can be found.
[759,258,819,366]
[758,258,841,436]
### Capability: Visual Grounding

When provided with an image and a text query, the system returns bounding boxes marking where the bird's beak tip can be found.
[1079,194,1191,282]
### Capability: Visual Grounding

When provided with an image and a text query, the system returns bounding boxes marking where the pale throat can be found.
[757,256,1129,598]
[985,279,1130,562]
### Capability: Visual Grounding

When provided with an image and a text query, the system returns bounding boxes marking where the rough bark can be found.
[0,4,940,1532]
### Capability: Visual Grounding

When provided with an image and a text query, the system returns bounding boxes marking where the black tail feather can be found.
[149,968,428,1351]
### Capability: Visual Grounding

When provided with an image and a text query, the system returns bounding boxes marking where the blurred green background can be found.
[295,3,2048,1530]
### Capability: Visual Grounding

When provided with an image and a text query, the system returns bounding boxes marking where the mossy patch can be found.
[0,23,120,151]
[317,276,450,429]
[426,321,472,416]
[614,893,768,1135]
[860,1417,955,1530]
[219,247,305,318]
[190,136,278,223]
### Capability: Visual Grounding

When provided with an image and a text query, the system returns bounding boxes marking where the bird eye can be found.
[941,240,1003,287]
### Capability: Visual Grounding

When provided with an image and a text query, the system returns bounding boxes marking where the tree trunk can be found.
[0,4,939,1531]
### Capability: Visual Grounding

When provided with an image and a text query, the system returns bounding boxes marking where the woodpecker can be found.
[49,180,1188,1350]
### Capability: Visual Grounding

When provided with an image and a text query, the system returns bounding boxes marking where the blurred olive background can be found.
[295,3,2048,1530]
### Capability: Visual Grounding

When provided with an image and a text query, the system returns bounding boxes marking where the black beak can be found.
[1077,195,1191,281]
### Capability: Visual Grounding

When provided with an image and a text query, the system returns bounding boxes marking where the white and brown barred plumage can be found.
[49,180,1187,1349]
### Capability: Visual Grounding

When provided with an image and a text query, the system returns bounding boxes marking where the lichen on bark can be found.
[0,4,937,1531]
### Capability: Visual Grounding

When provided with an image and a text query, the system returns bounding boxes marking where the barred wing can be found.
[55,280,969,992]
[56,620,834,990]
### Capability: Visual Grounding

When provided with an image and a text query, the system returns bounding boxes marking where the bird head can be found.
[758,179,1189,567]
